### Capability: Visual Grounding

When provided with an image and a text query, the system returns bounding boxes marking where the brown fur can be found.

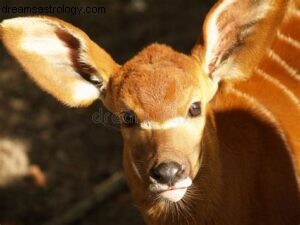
[116,45,300,224]
[107,44,202,121]
[235,0,300,182]
[0,16,119,107]
[0,0,299,224]
[107,1,300,224]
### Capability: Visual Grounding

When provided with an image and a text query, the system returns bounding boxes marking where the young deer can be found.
[1,0,299,224]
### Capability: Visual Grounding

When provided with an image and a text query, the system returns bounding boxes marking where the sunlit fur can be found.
[0,0,299,224]
[236,0,300,183]
[1,16,119,107]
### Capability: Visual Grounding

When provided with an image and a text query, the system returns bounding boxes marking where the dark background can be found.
[0,0,215,224]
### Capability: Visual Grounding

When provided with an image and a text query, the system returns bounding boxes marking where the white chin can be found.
[160,188,187,202]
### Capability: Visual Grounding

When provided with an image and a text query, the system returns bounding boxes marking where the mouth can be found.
[149,177,192,202]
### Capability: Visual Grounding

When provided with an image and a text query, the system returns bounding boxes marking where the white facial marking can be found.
[149,177,192,202]
[160,188,188,202]
[140,117,185,130]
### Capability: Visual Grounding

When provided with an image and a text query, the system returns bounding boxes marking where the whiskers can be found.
[149,185,204,225]
[165,196,196,225]
[129,158,149,181]
[185,185,204,201]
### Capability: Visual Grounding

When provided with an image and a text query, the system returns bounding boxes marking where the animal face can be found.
[105,44,216,202]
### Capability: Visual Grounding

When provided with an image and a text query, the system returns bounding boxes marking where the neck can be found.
[126,91,299,225]
[140,114,223,225]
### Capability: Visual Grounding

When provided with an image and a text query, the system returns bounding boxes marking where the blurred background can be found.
[0,0,215,224]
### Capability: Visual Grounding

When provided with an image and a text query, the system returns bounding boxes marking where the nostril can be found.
[150,167,162,181]
[176,165,185,176]
[149,161,182,184]
[178,164,188,176]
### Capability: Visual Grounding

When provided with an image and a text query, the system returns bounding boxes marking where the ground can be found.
[0,0,214,224]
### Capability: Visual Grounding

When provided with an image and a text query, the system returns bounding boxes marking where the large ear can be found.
[192,0,288,82]
[0,16,119,107]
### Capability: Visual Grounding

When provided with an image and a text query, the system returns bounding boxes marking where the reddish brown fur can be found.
[115,45,300,224]
[107,44,202,122]
[0,0,299,225]
[108,1,299,224]
[236,0,300,180]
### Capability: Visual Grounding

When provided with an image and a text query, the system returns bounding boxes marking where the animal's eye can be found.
[188,102,201,117]
[121,111,138,127]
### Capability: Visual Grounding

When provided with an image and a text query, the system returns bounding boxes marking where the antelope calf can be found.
[1,0,299,224]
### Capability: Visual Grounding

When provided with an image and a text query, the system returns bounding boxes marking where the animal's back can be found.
[210,5,300,215]
[234,0,300,183]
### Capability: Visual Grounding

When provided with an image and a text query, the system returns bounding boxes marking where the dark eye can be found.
[188,102,201,117]
[121,110,138,127]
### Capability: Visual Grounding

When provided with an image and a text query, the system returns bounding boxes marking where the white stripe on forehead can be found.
[140,117,186,130]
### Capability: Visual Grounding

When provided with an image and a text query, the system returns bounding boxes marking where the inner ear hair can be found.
[55,28,105,90]
[193,0,289,82]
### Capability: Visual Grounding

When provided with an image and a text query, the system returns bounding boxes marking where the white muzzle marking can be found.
[149,177,192,202]
[160,188,188,202]
[140,117,185,130]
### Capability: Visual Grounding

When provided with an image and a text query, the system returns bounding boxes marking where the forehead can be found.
[114,44,201,121]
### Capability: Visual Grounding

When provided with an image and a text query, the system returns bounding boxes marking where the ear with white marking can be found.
[1,16,119,107]
[192,0,287,83]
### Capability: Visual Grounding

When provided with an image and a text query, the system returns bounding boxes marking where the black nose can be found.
[150,161,185,185]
